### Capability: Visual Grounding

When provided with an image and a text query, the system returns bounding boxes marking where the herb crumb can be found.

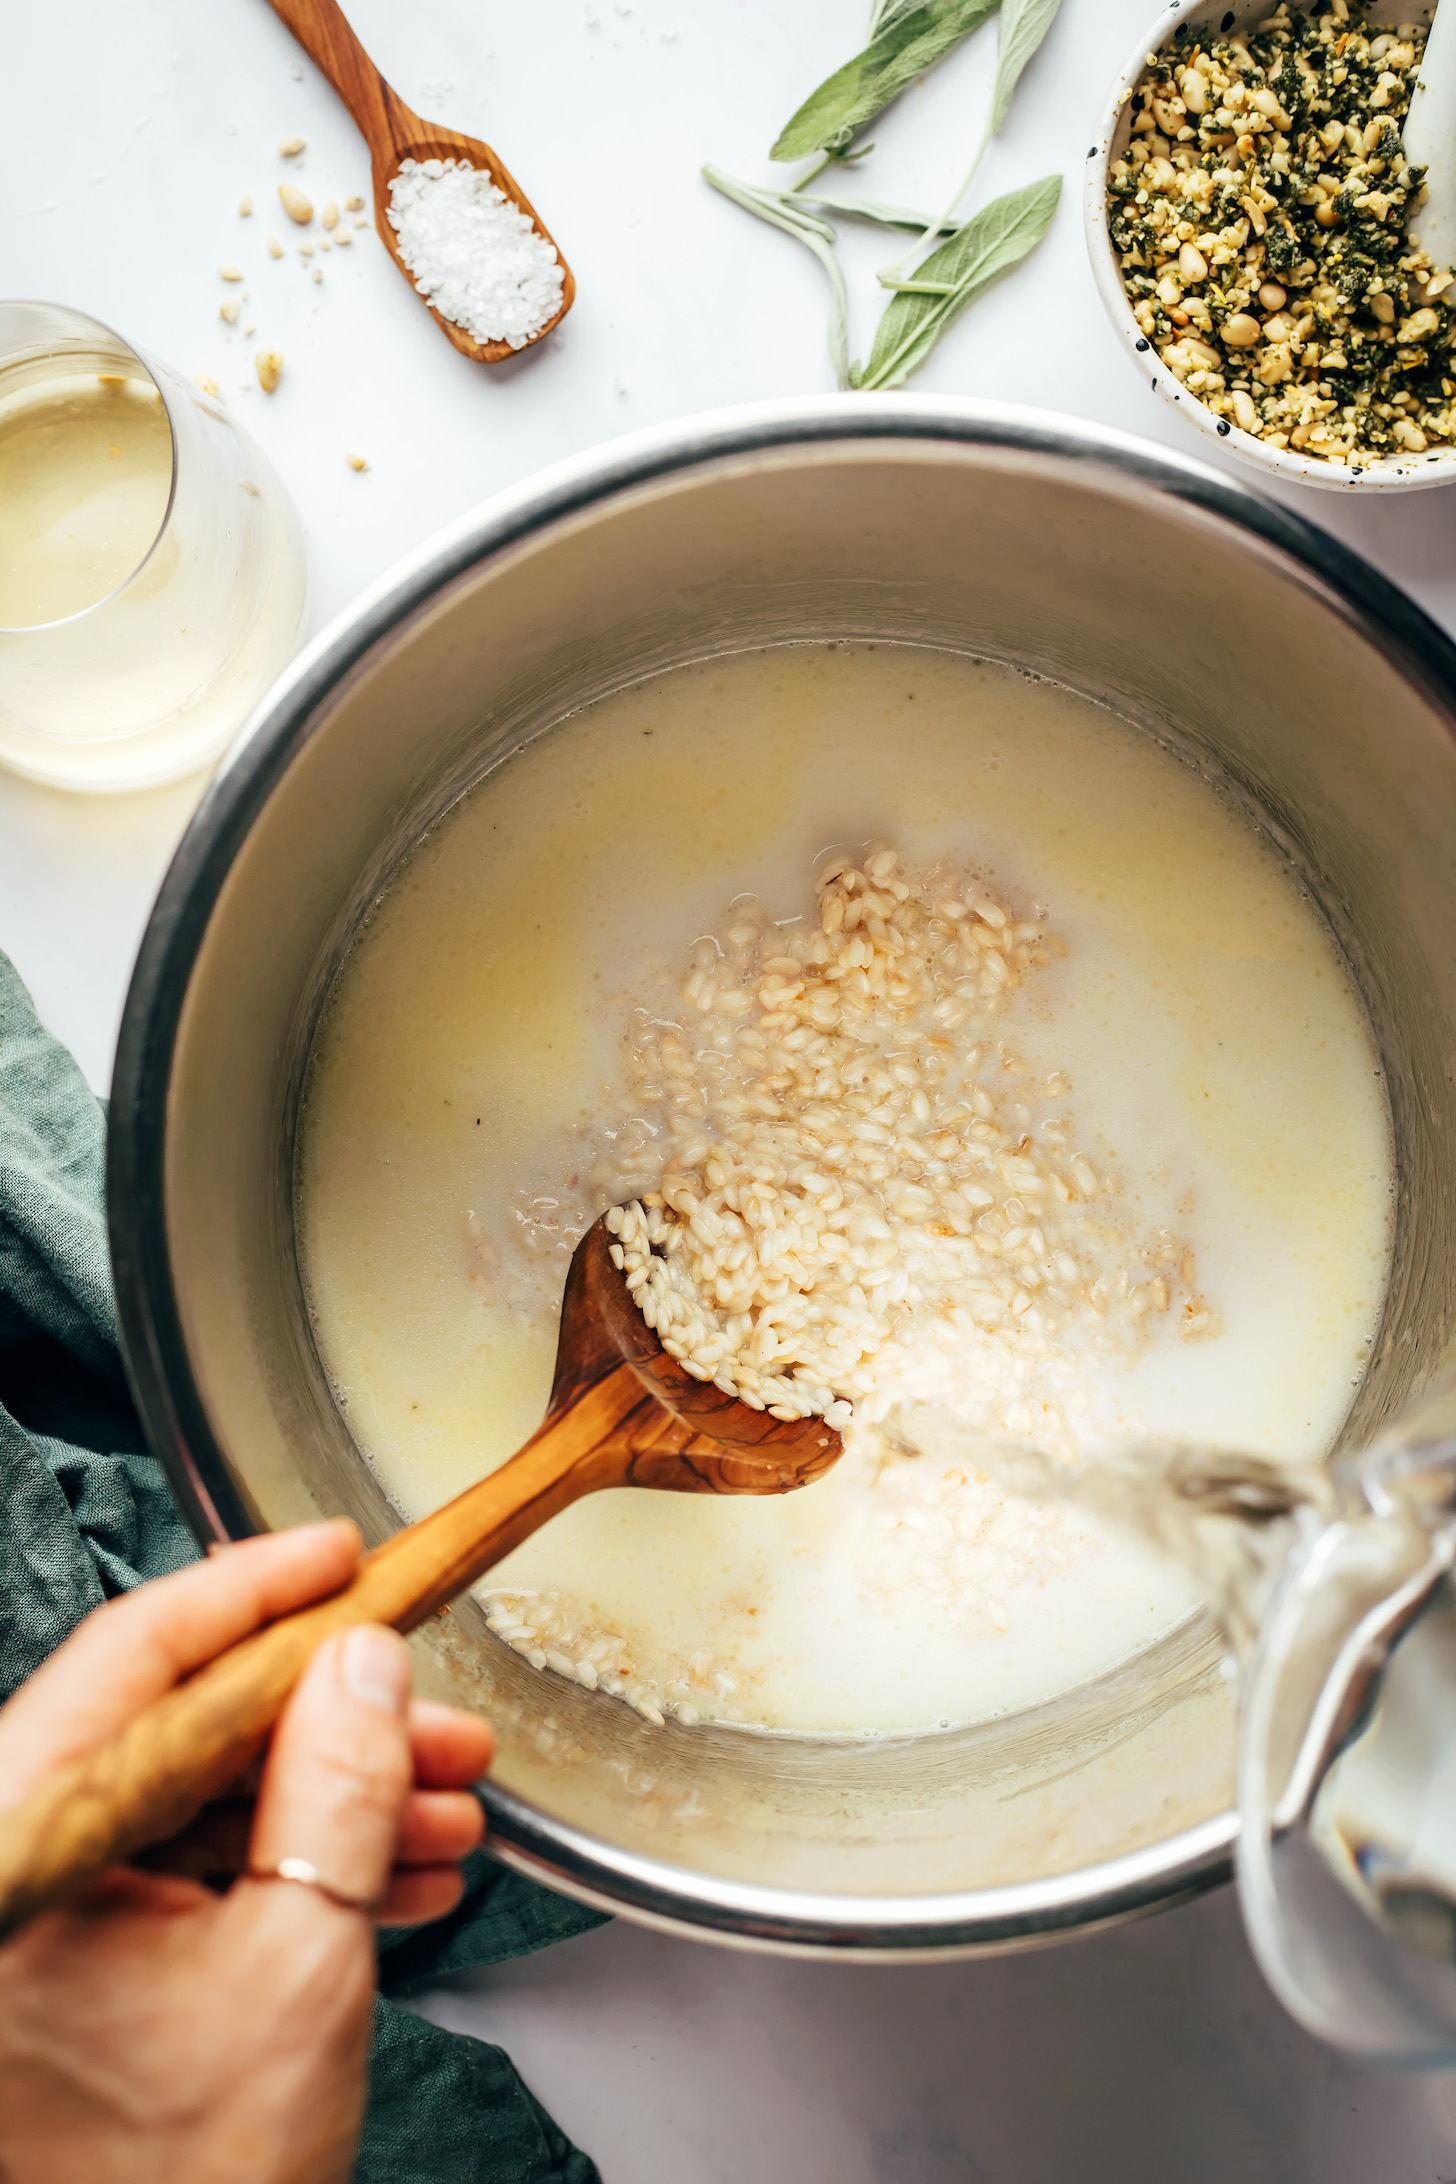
[1108,3,1453,467]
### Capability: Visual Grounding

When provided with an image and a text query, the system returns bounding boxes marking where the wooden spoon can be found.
[0,1218,840,1940]
[265,0,574,363]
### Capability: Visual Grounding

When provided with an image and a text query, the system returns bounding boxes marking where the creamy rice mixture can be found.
[298,645,1393,1737]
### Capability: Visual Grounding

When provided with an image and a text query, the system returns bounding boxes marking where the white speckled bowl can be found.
[1085,0,1456,492]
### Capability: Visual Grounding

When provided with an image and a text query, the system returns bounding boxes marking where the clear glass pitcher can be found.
[935,1391,1456,2063]
[1237,1377,1456,2066]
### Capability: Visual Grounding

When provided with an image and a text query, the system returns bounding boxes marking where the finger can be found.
[0,1522,362,1808]
[393,1789,485,1868]
[376,1865,466,1929]
[407,1700,495,1788]
[137,1796,256,1888]
[58,1864,218,1926]
[249,1625,413,1911]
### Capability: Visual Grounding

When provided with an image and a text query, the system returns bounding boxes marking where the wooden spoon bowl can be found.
[267,0,574,364]
[0,1217,840,1938]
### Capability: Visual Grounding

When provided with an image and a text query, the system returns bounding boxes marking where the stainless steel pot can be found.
[109,396,1456,1959]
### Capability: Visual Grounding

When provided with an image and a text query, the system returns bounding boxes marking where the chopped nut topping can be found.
[1109,3,1453,467]
[238,194,253,217]
[219,300,239,325]
[255,349,283,394]
[343,193,364,212]
[192,373,219,396]
[267,235,285,259]
[278,135,306,157]
[346,451,368,471]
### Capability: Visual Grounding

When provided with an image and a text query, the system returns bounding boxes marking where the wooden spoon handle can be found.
[0,1366,643,1942]
[265,0,411,150]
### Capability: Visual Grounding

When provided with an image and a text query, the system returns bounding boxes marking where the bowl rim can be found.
[107,391,1456,1955]
[1084,0,1456,493]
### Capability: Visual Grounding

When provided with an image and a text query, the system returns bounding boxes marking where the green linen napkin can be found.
[0,951,605,2184]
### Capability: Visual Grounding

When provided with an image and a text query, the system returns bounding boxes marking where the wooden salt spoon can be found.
[0,1217,840,1940]
[265,0,574,363]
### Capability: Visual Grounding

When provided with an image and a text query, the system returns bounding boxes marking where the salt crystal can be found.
[386,157,563,349]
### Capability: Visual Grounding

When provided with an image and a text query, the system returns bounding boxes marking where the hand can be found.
[0,1521,494,2184]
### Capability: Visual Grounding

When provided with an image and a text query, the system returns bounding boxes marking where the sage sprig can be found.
[703,165,851,389]
[858,173,1061,389]
[770,0,1001,162]
[883,0,1064,281]
[706,0,1061,391]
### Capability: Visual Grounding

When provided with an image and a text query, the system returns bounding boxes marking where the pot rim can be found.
[106,391,1456,1954]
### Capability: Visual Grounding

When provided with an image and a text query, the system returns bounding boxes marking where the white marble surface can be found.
[6,0,1456,2173]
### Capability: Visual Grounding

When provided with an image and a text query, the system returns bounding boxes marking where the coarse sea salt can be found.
[386,157,563,349]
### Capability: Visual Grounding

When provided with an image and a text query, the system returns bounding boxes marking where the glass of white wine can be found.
[0,300,306,791]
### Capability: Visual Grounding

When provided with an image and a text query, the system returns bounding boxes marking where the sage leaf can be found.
[867,0,927,33]
[797,190,958,235]
[771,0,1001,163]
[987,0,1063,135]
[703,165,851,390]
[858,172,1060,390]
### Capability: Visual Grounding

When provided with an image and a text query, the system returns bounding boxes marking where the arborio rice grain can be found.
[602,845,1215,1449]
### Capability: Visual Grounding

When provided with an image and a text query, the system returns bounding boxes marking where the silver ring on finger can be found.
[247,1856,382,1915]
